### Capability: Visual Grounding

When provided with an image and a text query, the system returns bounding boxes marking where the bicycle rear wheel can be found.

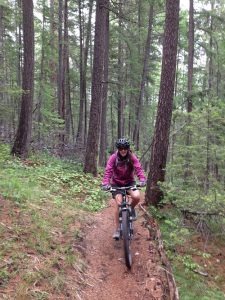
[122,210,132,269]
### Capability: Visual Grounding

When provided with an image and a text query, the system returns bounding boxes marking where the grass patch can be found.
[149,206,225,300]
[174,266,224,300]
[0,143,106,298]
[0,144,107,209]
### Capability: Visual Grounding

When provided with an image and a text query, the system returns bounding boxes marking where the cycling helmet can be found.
[115,138,130,149]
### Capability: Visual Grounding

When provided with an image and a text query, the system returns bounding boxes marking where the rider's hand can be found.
[139,181,146,187]
[101,184,111,191]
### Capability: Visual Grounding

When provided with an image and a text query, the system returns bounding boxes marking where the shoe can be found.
[113,229,120,240]
[131,208,137,221]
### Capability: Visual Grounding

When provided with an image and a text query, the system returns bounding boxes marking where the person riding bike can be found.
[101,138,146,239]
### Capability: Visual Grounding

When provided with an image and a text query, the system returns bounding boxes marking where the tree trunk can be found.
[76,0,93,147]
[66,56,74,141]
[57,0,65,154]
[99,4,109,167]
[58,0,63,116]
[49,0,57,89]
[83,0,108,176]
[205,0,214,193]
[110,94,115,150]
[63,0,70,145]
[0,5,4,95]
[37,0,46,145]
[11,0,34,158]
[84,0,94,143]
[76,0,85,148]
[133,2,154,150]
[16,0,22,88]
[184,0,194,180]
[187,0,194,114]
[145,0,180,206]
[117,0,124,138]
[0,5,4,139]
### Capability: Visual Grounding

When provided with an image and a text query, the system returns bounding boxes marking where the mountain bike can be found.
[109,185,139,269]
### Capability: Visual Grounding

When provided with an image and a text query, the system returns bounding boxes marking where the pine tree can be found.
[11,0,34,158]
[146,0,180,206]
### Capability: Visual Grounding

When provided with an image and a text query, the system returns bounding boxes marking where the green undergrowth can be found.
[149,206,225,300]
[0,144,107,211]
[0,143,107,298]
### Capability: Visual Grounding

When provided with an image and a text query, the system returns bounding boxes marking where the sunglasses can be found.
[118,147,128,151]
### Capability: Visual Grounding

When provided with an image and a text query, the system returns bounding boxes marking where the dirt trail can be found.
[80,198,169,300]
[0,195,169,299]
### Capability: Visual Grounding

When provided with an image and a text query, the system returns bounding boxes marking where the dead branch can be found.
[181,209,225,218]
[0,222,13,230]
[193,269,208,277]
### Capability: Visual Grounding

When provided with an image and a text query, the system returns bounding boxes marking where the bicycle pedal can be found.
[113,231,120,240]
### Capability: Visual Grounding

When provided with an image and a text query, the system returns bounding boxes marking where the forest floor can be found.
[1,192,224,299]
[0,194,169,300]
[78,196,169,300]
[0,148,224,299]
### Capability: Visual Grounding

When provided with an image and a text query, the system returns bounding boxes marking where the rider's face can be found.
[118,148,128,157]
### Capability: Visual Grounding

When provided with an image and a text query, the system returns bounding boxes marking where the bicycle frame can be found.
[109,185,137,221]
[106,185,139,269]
[111,186,138,268]
[117,188,134,239]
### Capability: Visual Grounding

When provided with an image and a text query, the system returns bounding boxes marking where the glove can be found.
[101,184,111,191]
[139,181,146,187]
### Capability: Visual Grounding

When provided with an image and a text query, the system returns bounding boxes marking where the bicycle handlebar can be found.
[108,185,140,193]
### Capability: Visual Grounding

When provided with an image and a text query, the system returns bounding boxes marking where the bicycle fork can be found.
[119,206,133,239]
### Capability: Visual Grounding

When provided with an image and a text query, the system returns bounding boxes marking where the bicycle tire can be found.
[122,210,132,269]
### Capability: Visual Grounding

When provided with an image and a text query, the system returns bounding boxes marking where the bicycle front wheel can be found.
[122,210,132,269]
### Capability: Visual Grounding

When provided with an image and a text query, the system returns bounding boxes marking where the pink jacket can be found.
[102,151,146,186]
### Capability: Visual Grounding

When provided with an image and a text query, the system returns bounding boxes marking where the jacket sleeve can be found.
[132,154,146,181]
[102,153,116,185]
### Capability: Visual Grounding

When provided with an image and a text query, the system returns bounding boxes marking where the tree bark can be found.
[145,0,180,206]
[117,0,124,138]
[83,0,108,176]
[0,5,4,139]
[133,2,154,150]
[11,0,34,158]
[84,0,94,143]
[57,0,65,153]
[49,0,57,88]
[184,0,194,180]
[16,0,22,88]
[37,1,46,145]
[66,56,74,141]
[99,3,109,167]
[76,0,94,147]
[187,0,194,114]
[58,0,63,114]
[76,0,85,148]
[205,0,214,193]
[63,0,70,144]
[0,5,4,97]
